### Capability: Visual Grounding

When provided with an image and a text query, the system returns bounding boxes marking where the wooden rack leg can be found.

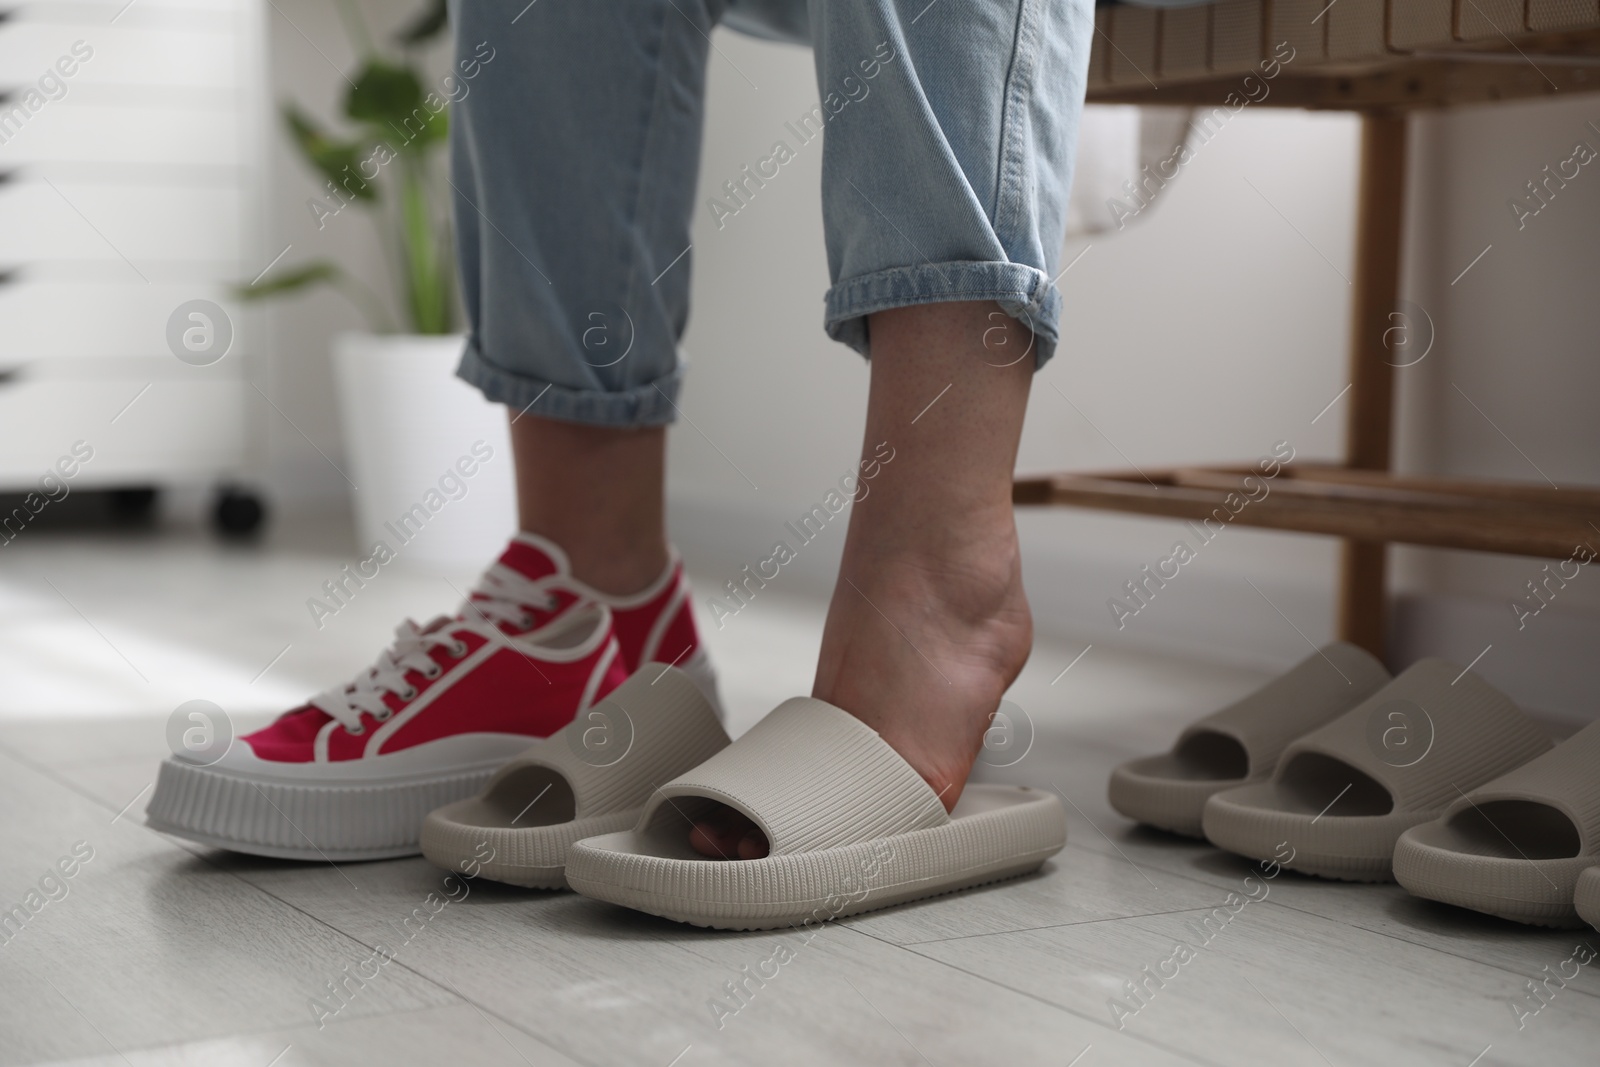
[1337,115,1407,659]
[1339,539,1388,655]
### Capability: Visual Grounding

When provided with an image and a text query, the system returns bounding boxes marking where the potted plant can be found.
[240,0,513,570]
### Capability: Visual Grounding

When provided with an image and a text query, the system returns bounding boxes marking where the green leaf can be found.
[346,60,424,125]
[378,103,447,155]
[233,261,340,300]
[345,59,447,152]
[282,105,377,201]
[395,0,449,47]
[233,261,397,333]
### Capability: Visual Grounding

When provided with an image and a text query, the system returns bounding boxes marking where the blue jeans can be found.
[450,0,1093,426]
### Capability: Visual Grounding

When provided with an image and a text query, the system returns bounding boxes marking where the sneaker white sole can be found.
[146,741,534,862]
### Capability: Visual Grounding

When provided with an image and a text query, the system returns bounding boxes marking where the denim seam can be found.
[618,0,674,337]
[992,0,1045,247]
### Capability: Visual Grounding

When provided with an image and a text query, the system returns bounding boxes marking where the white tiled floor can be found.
[1,524,1596,1066]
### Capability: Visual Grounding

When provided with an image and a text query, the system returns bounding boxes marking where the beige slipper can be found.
[420,664,729,888]
[565,697,1065,930]
[1576,867,1600,932]
[1108,642,1390,837]
[1202,659,1552,882]
[1393,721,1600,927]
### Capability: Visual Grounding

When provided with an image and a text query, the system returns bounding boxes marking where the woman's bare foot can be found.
[690,300,1037,860]
[691,529,1032,860]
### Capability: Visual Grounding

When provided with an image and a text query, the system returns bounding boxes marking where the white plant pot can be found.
[332,332,515,571]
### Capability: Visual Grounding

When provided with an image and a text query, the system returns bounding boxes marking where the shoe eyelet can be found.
[451,640,468,657]
[348,723,366,736]
[375,709,392,722]
[424,664,442,679]
[400,686,418,700]
[519,615,534,629]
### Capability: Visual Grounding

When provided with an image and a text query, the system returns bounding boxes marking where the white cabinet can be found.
[0,0,264,502]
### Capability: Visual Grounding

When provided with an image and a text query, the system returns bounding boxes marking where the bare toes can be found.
[736,829,769,860]
[688,805,768,860]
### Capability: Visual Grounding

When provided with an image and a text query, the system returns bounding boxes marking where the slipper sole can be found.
[420,805,637,889]
[1108,756,1252,838]
[1393,820,1593,928]
[1203,783,1427,882]
[566,785,1065,931]
[1576,867,1600,932]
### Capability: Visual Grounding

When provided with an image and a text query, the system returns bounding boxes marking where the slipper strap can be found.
[1277,659,1552,811]
[1446,720,1600,852]
[647,698,948,855]
[485,665,727,819]
[1178,642,1390,775]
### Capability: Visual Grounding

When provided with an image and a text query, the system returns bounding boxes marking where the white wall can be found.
[1391,97,1600,723]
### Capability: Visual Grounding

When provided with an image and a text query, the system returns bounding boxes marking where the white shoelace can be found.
[308,564,568,733]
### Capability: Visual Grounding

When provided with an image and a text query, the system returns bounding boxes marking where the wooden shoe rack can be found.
[1016,0,1600,655]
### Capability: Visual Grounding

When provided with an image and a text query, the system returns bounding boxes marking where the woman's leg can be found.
[511,419,668,597]
[691,301,1037,859]
[450,0,722,592]
[692,0,1093,858]
[814,300,1034,801]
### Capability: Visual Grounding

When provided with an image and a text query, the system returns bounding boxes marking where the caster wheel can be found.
[213,487,266,538]
[109,487,159,522]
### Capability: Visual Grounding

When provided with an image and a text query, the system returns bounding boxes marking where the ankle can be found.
[815,522,1032,807]
[841,504,1028,626]
[511,416,668,597]
[549,533,670,597]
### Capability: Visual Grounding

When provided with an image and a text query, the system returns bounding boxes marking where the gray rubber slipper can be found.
[420,664,729,888]
[1202,659,1552,882]
[565,697,1066,931]
[1108,642,1390,837]
[1576,867,1600,932]
[1393,720,1600,927]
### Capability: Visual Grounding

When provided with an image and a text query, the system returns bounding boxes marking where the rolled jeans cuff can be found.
[456,340,685,427]
[823,261,1062,368]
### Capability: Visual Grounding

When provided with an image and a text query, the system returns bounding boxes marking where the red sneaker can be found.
[146,534,717,860]
[491,532,718,700]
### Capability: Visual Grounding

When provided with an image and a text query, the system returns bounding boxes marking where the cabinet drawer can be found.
[0,373,248,485]
[0,21,242,90]
[0,100,245,166]
[13,0,249,17]
[0,180,242,262]
[0,280,247,362]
